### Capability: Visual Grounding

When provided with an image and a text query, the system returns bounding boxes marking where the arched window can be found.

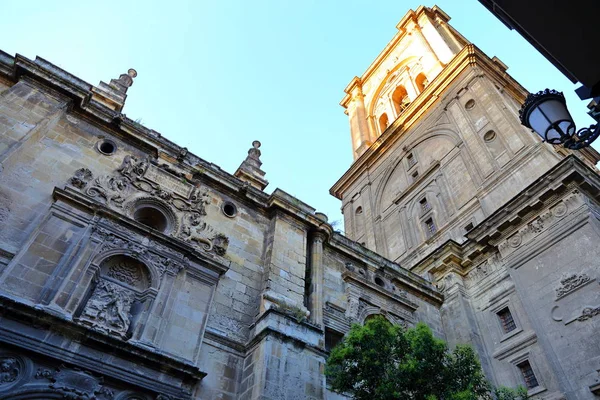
[415,73,429,93]
[391,85,410,115]
[78,255,151,339]
[378,113,389,133]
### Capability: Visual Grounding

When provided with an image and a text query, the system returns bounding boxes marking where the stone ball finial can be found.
[252,140,261,149]
[128,69,138,78]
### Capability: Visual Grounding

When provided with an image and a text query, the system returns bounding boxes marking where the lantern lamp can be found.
[519,89,600,149]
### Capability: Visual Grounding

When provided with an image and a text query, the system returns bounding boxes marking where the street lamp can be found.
[519,89,600,149]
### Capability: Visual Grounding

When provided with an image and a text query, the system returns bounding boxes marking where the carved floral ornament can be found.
[555,273,593,300]
[498,199,571,253]
[465,253,503,288]
[69,155,229,256]
[32,363,171,400]
[0,356,21,386]
[91,226,187,278]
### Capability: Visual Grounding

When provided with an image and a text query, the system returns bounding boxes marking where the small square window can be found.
[419,197,431,213]
[424,218,436,237]
[517,361,539,389]
[497,307,517,334]
[464,222,474,232]
[407,153,417,168]
[411,170,419,183]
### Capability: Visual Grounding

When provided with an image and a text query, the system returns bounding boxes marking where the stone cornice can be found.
[0,51,279,209]
[410,156,600,276]
[331,44,530,200]
[466,155,600,246]
[342,271,420,310]
[329,233,442,304]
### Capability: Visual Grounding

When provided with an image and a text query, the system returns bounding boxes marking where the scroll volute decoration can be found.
[68,155,229,256]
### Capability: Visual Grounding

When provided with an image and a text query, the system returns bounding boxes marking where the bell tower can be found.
[330,6,592,269]
[341,6,468,159]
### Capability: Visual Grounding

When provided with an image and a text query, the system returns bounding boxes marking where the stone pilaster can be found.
[308,231,326,327]
[348,85,372,158]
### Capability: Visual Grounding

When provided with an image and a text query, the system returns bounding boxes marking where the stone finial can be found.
[234,140,269,191]
[91,68,138,113]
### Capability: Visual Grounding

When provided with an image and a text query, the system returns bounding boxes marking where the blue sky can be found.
[2,1,594,230]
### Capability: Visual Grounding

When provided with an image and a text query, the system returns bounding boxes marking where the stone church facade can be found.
[0,5,599,400]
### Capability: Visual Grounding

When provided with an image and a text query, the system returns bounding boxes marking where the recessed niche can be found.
[134,205,168,232]
[483,130,497,142]
[97,139,117,155]
[375,276,385,287]
[464,99,476,110]
[222,201,238,218]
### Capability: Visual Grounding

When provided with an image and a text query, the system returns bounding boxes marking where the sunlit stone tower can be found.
[332,5,600,399]
[0,5,599,400]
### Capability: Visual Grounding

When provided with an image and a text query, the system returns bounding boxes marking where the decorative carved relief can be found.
[345,297,360,321]
[498,201,569,255]
[92,226,188,277]
[465,253,503,288]
[551,201,567,218]
[576,306,600,322]
[70,156,229,256]
[34,364,114,400]
[526,217,544,234]
[79,280,135,337]
[555,273,592,300]
[0,357,19,385]
[69,168,93,189]
[106,260,144,287]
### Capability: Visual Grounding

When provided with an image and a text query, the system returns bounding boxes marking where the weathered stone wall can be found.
[341,66,563,271]
[0,55,444,400]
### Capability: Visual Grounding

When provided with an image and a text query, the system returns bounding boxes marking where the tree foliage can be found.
[325,316,526,400]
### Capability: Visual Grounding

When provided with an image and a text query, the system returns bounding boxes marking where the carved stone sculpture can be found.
[69,168,93,189]
[79,280,135,337]
[0,357,19,385]
[70,156,230,256]
[556,273,592,300]
[576,306,600,322]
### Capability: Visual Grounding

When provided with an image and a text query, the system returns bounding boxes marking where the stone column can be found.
[308,231,326,327]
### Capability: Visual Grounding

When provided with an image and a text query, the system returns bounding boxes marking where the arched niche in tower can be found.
[366,56,419,132]
[392,85,410,115]
[415,72,429,93]
[378,113,389,134]
[354,206,365,239]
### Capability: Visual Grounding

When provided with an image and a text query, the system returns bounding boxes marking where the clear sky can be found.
[1,1,595,230]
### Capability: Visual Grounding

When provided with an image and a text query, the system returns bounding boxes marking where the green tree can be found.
[325,316,525,400]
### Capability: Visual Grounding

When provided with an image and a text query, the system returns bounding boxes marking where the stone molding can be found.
[342,268,417,325]
[491,330,537,361]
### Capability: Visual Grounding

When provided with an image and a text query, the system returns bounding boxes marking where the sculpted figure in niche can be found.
[78,255,150,339]
[80,280,135,336]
